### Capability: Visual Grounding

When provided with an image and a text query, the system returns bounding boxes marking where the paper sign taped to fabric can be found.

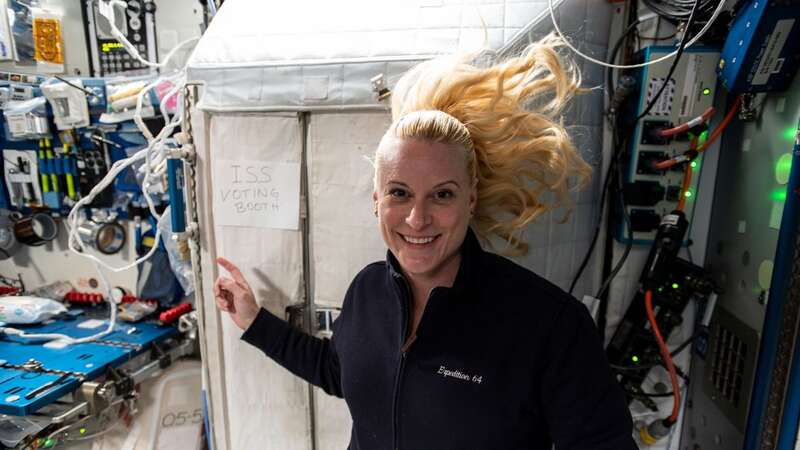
[213,159,301,230]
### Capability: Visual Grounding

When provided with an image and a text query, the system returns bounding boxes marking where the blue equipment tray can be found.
[0,309,177,416]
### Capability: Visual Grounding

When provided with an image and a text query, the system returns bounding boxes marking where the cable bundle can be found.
[641,0,719,22]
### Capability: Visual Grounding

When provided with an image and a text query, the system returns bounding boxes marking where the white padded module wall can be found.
[308,112,391,306]
[307,112,392,450]
[199,114,311,450]
[187,0,562,112]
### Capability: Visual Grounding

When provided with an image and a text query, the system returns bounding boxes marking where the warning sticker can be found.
[645,77,676,116]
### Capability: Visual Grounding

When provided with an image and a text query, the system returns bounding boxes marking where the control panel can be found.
[617,46,721,244]
[82,0,157,77]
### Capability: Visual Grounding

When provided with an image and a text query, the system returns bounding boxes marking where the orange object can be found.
[64,290,104,305]
[159,302,193,324]
[697,96,742,154]
[33,17,64,65]
[677,162,693,212]
[0,286,19,296]
[645,290,681,423]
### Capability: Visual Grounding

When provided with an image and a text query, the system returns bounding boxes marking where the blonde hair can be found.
[375,35,592,255]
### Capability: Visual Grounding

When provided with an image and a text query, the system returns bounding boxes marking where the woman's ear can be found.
[469,178,478,213]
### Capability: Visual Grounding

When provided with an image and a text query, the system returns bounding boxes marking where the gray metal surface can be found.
[680,71,800,449]
[702,306,760,432]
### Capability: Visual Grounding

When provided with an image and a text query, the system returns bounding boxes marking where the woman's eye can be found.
[435,190,454,200]
[389,188,408,198]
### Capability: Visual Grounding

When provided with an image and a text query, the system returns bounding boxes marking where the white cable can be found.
[548,0,727,69]
[100,0,199,70]
[16,1,198,345]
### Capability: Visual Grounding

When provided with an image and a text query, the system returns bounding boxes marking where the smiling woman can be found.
[214,35,638,450]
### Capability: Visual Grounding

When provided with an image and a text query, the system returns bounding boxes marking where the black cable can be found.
[638,31,678,41]
[569,17,644,296]
[593,0,702,298]
[641,0,717,22]
[595,154,633,299]
[627,389,676,398]
[635,0,701,121]
[610,331,700,372]
[54,75,98,97]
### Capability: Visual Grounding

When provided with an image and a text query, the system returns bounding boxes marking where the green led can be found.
[44,438,54,448]
[784,127,798,142]
[776,153,793,185]
[697,130,709,146]
[632,355,639,363]
[703,88,711,95]
[771,189,787,202]
[690,161,698,169]
[684,190,694,198]
[80,427,87,435]
[672,283,680,289]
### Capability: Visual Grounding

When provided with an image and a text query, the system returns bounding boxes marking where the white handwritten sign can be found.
[212,159,301,230]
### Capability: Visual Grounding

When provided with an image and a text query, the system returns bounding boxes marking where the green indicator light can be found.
[784,127,797,142]
[684,190,693,198]
[80,427,87,434]
[632,356,639,363]
[776,153,793,184]
[771,189,787,202]
[44,438,54,448]
[703,88,711,95]
[690,161,698,168]
[672,283,680,289]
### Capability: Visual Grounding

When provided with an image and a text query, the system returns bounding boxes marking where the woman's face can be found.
[373,138,476,281]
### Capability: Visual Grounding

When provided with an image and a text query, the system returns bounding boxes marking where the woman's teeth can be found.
[402,235,437,244]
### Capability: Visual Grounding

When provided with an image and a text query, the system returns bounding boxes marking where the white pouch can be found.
[0,296,67,324]
[42,79,90,129]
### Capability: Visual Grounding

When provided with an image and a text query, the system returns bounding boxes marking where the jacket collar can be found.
[386,227,484,299]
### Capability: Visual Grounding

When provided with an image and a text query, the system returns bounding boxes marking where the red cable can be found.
[654,158,678,170]
[652,96,742,172]
[677,162,693,212]
[658,106,716,137]
[697,96,742,154]
[645,290,681,423]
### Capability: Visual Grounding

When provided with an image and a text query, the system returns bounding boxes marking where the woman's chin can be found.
[397,256,438,278]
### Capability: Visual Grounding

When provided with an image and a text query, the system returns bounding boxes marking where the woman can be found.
[214,36,637,450]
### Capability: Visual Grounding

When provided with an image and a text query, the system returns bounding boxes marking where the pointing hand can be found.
[214,257,261,331]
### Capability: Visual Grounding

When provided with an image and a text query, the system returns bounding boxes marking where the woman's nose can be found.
[405,200,431,230]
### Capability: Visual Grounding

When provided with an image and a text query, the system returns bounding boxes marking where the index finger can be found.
[217,257,247,284]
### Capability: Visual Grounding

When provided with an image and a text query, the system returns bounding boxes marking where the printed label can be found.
[679,54,699,117]
[646,77,675,116]
[437,365,483,385]
[752,19,795,85]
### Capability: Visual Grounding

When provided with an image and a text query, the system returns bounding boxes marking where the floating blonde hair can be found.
[376,34,592,255]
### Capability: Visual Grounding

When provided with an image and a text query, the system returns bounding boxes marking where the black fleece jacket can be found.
[241,229,638,450]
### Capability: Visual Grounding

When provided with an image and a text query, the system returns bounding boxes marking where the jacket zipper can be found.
[392,276,413,450]
[393,349,407,450]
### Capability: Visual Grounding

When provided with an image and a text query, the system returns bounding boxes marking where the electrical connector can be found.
[638,418,674,444]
